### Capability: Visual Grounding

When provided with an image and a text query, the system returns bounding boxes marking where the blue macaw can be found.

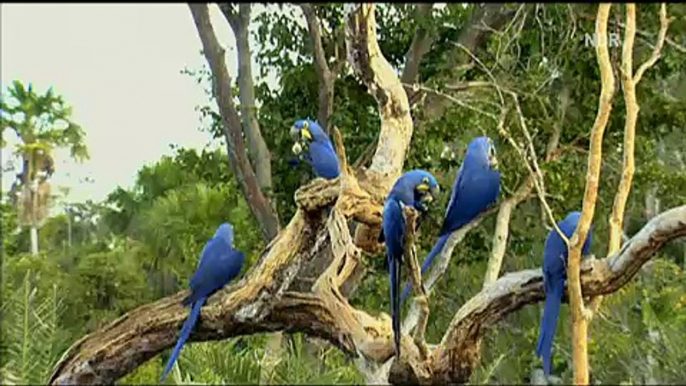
[382,169,440,357]
[536,211,593,376]
[400,137,501,304]
[290,118,340,179]
[160,223,246,383]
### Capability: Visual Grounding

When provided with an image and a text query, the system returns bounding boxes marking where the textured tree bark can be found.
[401,3,435,104]
[217,5,284,379]
[219,4,275,199]
[48,201,686,385]
[190,4,280,241]
[566,4,614,385]
[607,2,669,258]
[300,3,336,133]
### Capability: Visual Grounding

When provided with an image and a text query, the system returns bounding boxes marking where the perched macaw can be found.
[290,118,340,179]
[400,137,501,304]
[160,223,246,383]
[382,169,440,357]
[536,211,593,376]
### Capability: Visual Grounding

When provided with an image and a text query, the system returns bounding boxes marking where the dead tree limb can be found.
[592,1,670,319]
[300,3,336,132]
[398,205,686,384]
[484,87,567,286]
[567,4,615,384]
[401,3,435,104]
[47,201,686,385]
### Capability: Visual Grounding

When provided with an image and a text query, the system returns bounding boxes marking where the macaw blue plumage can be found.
[535,211,593,376]
[382,169,440,357]
[400,137,501,303]
[160,223,246,383]
[290,118,340,179]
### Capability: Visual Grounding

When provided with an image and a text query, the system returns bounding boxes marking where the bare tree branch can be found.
[425,205,686,384]
[218,3,276,209]
[592,1,670,319]
[402,207,431,364]
[402,206,497,335]
[189,3,279,241]
[632,4,670,85]
[345,3,413,189]
[48,192,686,385]
[402,3,435,104]
[567,4,615,384]
[484,87,567,286]
[301,3,336,132]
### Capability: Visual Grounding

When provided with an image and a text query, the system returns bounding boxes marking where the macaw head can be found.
[465,136,499,171]
[214,222,235,248]
[290,118,326,155]
[391,169,440,213]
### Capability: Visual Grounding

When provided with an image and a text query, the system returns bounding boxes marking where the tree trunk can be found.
[30,226,39,255]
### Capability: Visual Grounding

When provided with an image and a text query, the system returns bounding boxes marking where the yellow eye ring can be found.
[422,177,429,184]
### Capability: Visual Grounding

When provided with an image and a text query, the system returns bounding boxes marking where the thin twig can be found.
[402,207,431,363]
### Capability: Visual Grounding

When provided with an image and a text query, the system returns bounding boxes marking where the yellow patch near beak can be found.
[417,183,430,192]
[301,128,312,141]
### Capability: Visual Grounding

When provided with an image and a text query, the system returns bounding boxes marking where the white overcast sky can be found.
[1,3,277,206]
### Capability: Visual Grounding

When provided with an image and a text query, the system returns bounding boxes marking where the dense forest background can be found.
[2,3,685,384]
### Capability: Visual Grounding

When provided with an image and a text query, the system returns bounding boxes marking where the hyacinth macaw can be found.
[536,211,593,376]
[400,136,501,304]
[290,118,340,179]
[160,223,246,383]
[382,169,440,357]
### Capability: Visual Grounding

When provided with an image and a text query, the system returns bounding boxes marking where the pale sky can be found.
[1,3,277,206]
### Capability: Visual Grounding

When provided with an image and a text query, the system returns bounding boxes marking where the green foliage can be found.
[0,80,88,160]
[0,270,68,384]
[121,334,363,385]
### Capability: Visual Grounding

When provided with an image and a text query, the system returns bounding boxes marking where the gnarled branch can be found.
[425,205,686,384]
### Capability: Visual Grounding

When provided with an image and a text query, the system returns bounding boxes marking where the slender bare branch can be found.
[402,206,497,334]
[406,205,686,384]
[189,3,279,241]
[301,3,336,132]
[402,207,431,364]
[633,4,670,84]
[567,4,615,384]
[594,1,670,317]
[402,3,435,104]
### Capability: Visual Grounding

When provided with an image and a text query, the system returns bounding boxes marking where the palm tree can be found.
[1,81,88,255]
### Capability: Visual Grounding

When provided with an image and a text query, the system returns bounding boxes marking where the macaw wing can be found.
[439,164,466,235]
[310,141,340,179]
[190,237,232,294]
[383,200,406,261]
[440,169,500,235]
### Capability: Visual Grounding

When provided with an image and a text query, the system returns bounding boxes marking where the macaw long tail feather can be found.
[390,257,401,357]
[160,298,206,383]
[400,234,449,304]
[536,282,564,376]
